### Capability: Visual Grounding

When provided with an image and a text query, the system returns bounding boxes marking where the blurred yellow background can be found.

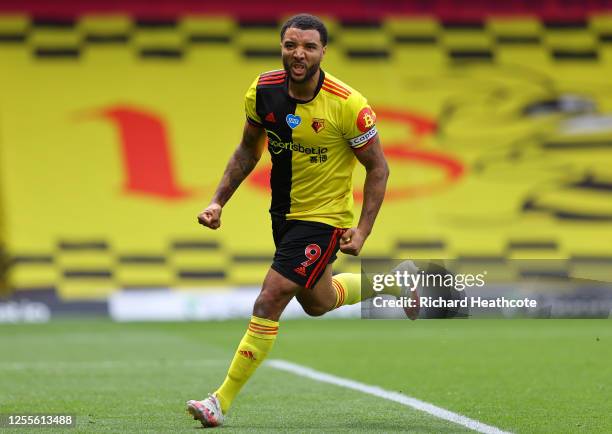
[2,14,612,299]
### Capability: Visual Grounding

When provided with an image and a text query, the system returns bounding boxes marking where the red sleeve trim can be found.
[321,85,349,99]
[258,70,287,86]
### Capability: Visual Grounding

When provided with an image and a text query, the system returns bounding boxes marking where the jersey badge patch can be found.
[311,118,325,133]
[286,114,301,129]
[356,107,376,132]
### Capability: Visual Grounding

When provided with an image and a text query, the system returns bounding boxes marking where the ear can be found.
[322,45,327,56]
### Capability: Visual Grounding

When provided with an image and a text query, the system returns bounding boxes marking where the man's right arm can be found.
[197,121,267,230]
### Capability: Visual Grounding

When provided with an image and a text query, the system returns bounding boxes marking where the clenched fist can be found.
[339,227,367,256]
[197,203,222,230]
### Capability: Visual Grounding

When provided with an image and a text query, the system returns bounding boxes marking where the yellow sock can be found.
[332,273,403,309]
[331,273,363,308]
[214,316,278,413]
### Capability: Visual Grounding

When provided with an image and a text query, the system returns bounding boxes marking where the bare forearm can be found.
[211,145,260,207]
[357,165,389,236]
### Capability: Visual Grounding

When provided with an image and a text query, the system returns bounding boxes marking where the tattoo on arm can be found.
[212,122,266,206]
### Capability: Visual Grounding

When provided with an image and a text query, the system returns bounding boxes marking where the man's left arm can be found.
[339,135,389,256]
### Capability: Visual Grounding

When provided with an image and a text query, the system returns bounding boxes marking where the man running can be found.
[187,13,409,428]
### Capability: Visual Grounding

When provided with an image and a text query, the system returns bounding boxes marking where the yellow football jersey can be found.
[245,69,378,228]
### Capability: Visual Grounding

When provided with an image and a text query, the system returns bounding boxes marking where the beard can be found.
[283,58,320,84]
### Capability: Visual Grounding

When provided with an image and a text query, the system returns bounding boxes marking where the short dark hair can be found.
[280,13,328,46]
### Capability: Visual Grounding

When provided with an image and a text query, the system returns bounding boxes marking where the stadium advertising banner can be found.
[1,14,612,318]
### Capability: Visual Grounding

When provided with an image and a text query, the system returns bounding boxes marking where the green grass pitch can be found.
[1,318,610,432]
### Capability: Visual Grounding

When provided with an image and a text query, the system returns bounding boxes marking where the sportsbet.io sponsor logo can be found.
[267,130,328,156]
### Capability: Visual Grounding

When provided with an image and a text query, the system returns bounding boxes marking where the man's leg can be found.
[296,266,364,315]
[213,265,366,415]
[296,263,419,318]
[187,268,300,426]
[214,268,298,409]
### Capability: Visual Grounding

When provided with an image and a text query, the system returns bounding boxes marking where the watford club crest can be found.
[311,118,325,133]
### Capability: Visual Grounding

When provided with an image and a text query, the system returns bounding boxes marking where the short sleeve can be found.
[245,76,262,126]
[342,93,378,150]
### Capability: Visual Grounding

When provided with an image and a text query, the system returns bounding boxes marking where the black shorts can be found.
[271,217,346,289]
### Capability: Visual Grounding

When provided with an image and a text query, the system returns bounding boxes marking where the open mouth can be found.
[292,63,306,75]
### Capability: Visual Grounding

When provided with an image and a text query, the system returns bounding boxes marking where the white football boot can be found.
[186,394,225,428]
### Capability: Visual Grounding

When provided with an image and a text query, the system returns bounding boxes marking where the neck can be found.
[288,69,320,101]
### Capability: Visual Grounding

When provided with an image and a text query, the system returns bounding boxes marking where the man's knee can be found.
[254,287,291,313]
[253,271,299,320]
[299,301,329,317]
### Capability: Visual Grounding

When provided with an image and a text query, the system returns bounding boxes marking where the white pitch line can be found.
[268,359,511,434]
